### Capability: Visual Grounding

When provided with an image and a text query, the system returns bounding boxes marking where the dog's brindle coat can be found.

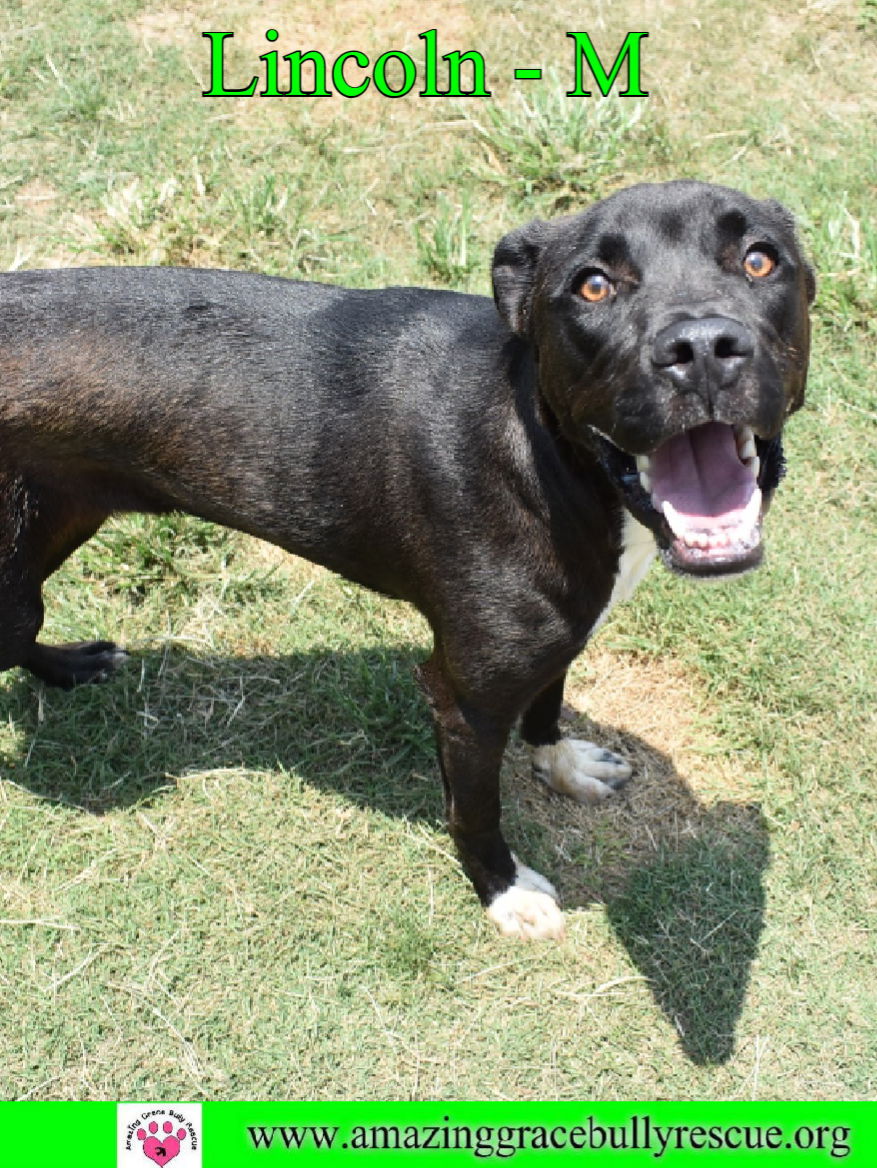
[0,181,813,938]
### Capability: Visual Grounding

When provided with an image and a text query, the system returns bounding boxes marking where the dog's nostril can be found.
[715,334,742,360]
[670,340,694,366]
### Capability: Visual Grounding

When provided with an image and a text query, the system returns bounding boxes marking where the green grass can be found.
[0,0,875,1101]
[458,74,666,210]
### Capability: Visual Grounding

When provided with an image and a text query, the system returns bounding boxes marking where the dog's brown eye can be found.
[579,271,614,303]
[743,247,776,279]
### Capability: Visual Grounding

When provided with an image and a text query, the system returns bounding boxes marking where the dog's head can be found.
[493,180,815,577]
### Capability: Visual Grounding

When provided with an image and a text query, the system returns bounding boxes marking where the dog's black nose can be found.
[651,316,754,391]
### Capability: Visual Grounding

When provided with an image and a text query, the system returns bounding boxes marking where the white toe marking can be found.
[486,859,564,940]
[532,738,632,803]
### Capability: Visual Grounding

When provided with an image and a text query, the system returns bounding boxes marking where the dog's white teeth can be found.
[662,490,763,553]
[741,485,763,527]
[635,454,652,495]
[745,455,761,480]
[735,425,756,462]
[662,499,683,533]
[662,499,715,550]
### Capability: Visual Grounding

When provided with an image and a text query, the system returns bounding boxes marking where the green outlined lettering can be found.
[201,31,258,97]
[202,29,650,101]
[566,31,648,97]
[332,50,370,99]
[372,50,417,97]
[419,29,490,97]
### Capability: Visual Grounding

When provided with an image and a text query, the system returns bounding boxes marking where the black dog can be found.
[0,181,813,938]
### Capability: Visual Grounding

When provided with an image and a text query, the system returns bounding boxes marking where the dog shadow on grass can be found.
[1,642,768,1067]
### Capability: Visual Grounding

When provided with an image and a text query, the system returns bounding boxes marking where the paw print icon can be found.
[137,1120,188,1164]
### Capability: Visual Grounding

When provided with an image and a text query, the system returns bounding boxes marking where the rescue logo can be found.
[118,1104,202,1168]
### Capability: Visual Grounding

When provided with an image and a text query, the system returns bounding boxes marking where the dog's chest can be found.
[591,512,657,634]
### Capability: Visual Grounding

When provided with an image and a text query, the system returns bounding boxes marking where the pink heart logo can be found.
[137,1122,187,1164]
[143,1135,182,1165]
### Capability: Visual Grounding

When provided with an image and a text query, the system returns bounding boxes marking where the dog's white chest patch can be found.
[592,512,657,634]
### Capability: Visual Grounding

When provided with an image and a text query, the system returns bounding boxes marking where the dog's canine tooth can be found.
[735,424,756,462]
[745,455,761,480]
[639,470,652,493]
[662,499,682,532]
[635,454,651,472]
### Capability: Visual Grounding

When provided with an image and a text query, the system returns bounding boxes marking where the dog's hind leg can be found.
[417,652,565,940]
[520,672,632,803]
[0,472,122,688]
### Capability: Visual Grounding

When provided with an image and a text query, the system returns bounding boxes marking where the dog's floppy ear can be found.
[492,219,551,336]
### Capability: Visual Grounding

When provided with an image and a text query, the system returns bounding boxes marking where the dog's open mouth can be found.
[596,421,785,576]
[642,421,763,572]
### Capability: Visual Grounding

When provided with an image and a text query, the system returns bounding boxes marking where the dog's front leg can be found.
[417,654,564,940]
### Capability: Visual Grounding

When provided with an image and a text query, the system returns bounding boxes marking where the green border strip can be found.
[0,1101,873,1167]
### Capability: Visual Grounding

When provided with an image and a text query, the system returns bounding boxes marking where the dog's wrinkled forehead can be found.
[544,181,798,275]
[492,180,813,339]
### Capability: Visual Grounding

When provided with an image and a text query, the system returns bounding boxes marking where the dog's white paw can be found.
[532,738,632,803]
[485,859,564,940]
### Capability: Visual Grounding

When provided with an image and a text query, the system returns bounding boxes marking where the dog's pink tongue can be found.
[649,421,757,535]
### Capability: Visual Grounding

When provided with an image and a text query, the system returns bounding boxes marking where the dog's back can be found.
[0,267,532,601]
